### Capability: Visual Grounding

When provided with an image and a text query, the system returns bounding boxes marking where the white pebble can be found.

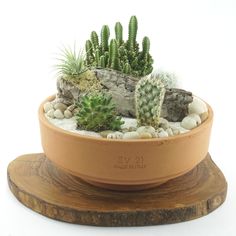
[54,109,64,119]
[158,130,169,138]
[159,118,169,129]
[137,126,156,136]
[166,128,174,136]
[54,103,68,112]
[181,116,197,130]
[123,131,140,139]
[107,131,124,139]
[43,102,53,113]
[139,132,153,139]
[64,110,73,119]
[188,114,201,125]
[189,97,208,115]
[46,109,55,118]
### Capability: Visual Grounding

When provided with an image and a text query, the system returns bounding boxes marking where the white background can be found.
[0,0,235,235]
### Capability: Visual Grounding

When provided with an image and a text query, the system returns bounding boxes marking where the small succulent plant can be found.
[56,46,102,93]
[56,46,88,80]
[76,93,124,132]
[85,16,153,77]
[135,76,166,128]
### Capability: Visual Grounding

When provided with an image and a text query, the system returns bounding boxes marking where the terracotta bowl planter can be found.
[39,95,213,191]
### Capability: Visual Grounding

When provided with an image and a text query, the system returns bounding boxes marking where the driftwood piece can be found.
[8,153,227,226]
[161,88,193,122]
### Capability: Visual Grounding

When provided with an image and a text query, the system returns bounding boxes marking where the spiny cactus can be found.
[85,16,153,77]
[76,93,124,132]
[135,76,166,128]
[150,71,178,89]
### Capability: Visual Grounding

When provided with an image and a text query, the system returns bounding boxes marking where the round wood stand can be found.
[7,153,227,227]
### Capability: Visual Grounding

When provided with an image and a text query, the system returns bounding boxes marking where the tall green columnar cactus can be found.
[128,16,138,50]
[115,22,123,47]
[138,36,153,76]
[85,16,154,77]
[110,39,121,70]
[85,40,94,65]
[135,76,166,128]
[101,25,110,53]
[91,31,99,50]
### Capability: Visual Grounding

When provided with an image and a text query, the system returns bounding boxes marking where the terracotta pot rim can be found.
[39,95,213,143]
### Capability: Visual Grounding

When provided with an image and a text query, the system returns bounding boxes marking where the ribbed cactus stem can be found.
[91,31,99,49]
[123,63,131,74]
[135,77,166,128]
[101,25,110,53]
[128,15,138,50]
[115,22,123,47]
[85,40,94,64]
[100,55,105,67]
[142,36,150,55]
[110,39,120,70]
[95,49,100,65]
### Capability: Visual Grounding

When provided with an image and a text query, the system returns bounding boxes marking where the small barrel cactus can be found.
[150,71,178,89]
[76,93,124,132]
[135,76,166,128]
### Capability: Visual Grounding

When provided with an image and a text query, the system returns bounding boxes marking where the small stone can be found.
[188,113,201,125]
[166,128,174,136]
[54,103,68,112]
[123,131,140,139]
[67,104,77,112]
[43,102,53,113]
[157,127,165,133]
[139,132,152,139]
[72,108,79,116]
[151,132,159,138]
[158,130,169,138]
[54,109,64,119]
[64,110,73,119]
[46,109,55,118]
[171,127,180,135]
[128,126,137,132]
[100,130,114,138]
[200,112,208,122]
[137,126,156,137]
[189,97,208,115]
[181,116,197,130]
[107,131,124,139]
[158,118,170,129]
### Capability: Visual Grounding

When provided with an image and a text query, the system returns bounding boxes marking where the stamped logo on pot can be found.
[113,156,146,169]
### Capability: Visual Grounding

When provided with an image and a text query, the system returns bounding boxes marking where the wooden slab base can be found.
[7,153,227,227]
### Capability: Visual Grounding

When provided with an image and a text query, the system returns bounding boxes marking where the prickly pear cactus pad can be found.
[135,76,166,128]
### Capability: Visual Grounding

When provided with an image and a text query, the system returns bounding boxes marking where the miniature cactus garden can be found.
[43,15,209,140]
[8,15,227,226]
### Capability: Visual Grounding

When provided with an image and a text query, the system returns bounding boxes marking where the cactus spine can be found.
[85,16,153,77]
[135,76,166,128]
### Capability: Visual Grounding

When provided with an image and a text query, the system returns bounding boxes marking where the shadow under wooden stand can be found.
[7,153,227,227]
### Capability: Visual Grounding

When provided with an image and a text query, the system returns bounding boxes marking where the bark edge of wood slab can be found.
[7,153,227,227]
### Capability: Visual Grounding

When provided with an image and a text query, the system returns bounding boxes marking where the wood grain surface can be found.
[7,153,227,226]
